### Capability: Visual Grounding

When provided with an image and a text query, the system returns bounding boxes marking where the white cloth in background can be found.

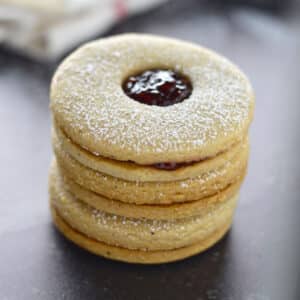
[0,0,167,60]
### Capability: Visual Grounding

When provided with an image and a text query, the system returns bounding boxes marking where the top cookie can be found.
[50,34,254,164]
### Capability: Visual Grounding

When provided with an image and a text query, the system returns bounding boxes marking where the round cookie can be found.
[51,161,245,220]
[51,206,232,264]
[50,175,238,251]
[53,135,249,204]
[50,33,254,165]
[53,123,247,182]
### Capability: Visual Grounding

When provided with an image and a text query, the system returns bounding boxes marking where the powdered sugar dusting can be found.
[51,34,253,163]
[52,178,236,241]
[54,136,246,204]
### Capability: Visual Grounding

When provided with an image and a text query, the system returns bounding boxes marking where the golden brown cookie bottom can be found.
[51,206,232,264]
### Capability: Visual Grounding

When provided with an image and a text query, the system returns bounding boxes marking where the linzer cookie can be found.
[49,34,254,264]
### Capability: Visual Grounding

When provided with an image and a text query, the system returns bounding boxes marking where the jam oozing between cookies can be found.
[123,69,192,106]
[152,161,195,170]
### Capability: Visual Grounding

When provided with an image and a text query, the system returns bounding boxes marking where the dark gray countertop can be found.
[1,1,300,299]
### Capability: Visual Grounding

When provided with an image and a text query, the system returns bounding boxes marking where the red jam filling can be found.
[123,69,193,170]
[123,69,192,106]
[152,161,197,170]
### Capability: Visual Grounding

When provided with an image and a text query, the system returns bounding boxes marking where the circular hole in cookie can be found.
[122,69,192,106]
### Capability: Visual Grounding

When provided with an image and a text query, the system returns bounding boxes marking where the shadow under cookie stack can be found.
[49,34,254,264]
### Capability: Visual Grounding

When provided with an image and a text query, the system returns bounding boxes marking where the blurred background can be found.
[1,1,300,300]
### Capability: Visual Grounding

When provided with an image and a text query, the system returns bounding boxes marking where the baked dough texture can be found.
[53,123,247,182]
[50,33,254,164]
[50,167,238,251]
[51,206,232,264]
[53,136,248,204]
[49,33,254,263]
[51,161,244,220]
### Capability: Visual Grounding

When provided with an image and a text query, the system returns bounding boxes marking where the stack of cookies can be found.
[49,34,254,264]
